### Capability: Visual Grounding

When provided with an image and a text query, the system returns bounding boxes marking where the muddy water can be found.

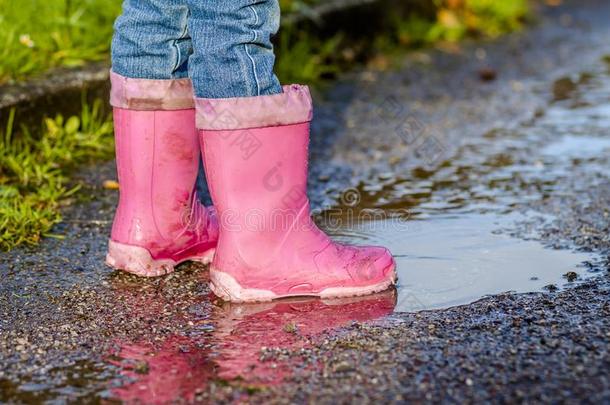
[331,214,593,312]
[324,57,610,312]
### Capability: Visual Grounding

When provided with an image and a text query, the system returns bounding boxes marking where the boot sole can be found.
[208,264,397,303]
[106,240,216,277]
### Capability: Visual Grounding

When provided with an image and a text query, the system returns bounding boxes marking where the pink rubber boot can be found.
[106,72,218,277]
[196,85,396,302]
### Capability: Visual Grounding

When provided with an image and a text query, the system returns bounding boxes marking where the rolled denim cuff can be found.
[109,71,195,110]
[195,85,313,130]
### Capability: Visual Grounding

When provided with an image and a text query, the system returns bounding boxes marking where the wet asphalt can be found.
[1,0,610,403]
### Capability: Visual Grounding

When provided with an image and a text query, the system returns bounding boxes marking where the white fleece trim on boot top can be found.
[195,85,313,130]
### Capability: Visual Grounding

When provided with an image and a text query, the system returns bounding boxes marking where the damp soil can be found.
[1,0,610,403]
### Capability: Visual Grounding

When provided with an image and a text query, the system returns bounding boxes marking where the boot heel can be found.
[106,240,177,277]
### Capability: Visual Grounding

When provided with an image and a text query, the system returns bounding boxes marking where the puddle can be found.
[541,134,610,158]
[322,59,610,313]
[330,214,593,312]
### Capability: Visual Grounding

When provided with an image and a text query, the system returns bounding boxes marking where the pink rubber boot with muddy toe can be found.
[106,72,218,277]
[197,85,396,302]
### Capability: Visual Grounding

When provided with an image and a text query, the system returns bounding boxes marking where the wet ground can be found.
[1,0,610,403]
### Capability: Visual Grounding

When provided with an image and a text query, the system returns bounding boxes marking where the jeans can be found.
[111,0,282,98]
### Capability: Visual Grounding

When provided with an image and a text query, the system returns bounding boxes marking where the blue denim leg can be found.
[112,0,192,79]
[186,0,283,98]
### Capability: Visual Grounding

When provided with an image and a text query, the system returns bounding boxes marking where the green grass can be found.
[0,0,121,83]
[275,29,344,84]
[0,100,114,250]
[279,0,322,13]
[396,0,529,45]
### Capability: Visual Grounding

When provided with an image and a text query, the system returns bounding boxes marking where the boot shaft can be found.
[112,107,200,245]
[200,123,310,218]
[197,86,316,268]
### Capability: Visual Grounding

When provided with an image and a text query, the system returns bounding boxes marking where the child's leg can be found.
[106,0,219,277]
[190,1,396,302]
[185,0,282,98]
[112,0,192,79]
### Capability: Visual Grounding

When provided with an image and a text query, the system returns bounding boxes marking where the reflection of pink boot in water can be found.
[212,290,397,384]
[106,73,218,277]
[109,290,396,401]
[197,86,397,302]
[109,336,214,404]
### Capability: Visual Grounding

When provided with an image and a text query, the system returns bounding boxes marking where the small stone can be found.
[103,180,120,190]
[134,361,149,374]
[563,271,578,282]
[333,361,353,373]
[478,67,497,82]
[543,284,558,292]
[283,322,298,334]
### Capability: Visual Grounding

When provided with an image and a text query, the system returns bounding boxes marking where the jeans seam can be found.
[179,10,190,39]
[245,5,261,96]
[171,40,182,76]
[171,11,190,76]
